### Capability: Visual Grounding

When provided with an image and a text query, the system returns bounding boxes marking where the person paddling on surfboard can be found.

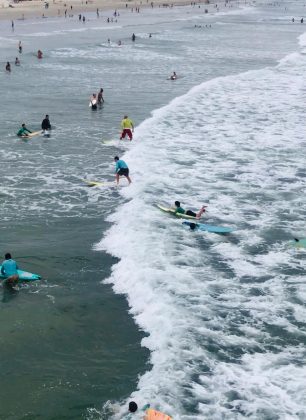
[120,115,134,141]
[1,253,19,286]
[114,156,132,185]
[17,123,32,137]
[174,201,206,219]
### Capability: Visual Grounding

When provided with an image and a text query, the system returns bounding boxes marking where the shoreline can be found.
[1,0,213,22]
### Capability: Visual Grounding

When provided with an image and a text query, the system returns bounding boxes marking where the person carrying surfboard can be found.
[120,115,134,140]
[174,201,206,219]
[114,156,132,185]
[17,123,32,137]
[90,93,98,110]
[1,253,19,286]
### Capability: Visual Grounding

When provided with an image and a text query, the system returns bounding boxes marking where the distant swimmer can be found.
[1,253,19,286]
[18,41,22,53]
[118,40,122,46]
[120,115,134,140]
[114,156,132,185]
[132,33,136,41]
[17,123,32,137]
[97,88,104,105]
[5,62,11,73]
[37,49,43,59]
[149,33,152,38]
[173,201,207,219]
[41,114,51,133]
[15,57,20,66]
[170,71,177,80]
[301,17,304,23]
[89,93,97,110]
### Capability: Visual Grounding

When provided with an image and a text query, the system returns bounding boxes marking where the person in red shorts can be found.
[120,115,134,140]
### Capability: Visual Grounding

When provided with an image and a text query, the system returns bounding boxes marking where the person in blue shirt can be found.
[1,253,19,285]
[114,156,132,185]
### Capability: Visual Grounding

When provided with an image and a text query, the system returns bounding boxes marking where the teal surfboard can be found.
[0,266,41,281]
[292,238,306,249]
[183,221,234,234]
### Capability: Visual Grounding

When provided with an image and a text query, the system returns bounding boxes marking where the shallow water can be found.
[1,1,306,419]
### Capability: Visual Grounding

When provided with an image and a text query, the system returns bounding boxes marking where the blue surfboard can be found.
[183,221,234,234]
[0,266,41,281]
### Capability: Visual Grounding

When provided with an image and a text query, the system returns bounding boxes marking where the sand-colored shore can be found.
[0,0,211,22]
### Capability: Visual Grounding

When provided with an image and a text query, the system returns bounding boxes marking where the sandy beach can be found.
[0,0,209,21]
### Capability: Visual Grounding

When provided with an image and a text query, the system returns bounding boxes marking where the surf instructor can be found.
[41,114,51,131]
[114,156,132,185]
[17,123,32,137]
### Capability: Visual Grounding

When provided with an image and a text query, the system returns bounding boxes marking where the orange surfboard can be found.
[144,408,172,420]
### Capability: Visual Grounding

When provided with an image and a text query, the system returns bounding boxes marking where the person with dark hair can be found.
[128,401,138,413]
[1,253,19,285]
[114,156,132,185]
[17,123,32,137]
[97,88,104,105]
[174,201,206,219]
[41,114,51,131]
[5,62,11,73]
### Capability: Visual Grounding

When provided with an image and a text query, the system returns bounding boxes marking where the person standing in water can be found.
[18,41,22,53]
[114,156,132,185]
[90,93,97,110]
[37,49,43,59]
[97,88,104,105]
[41,114,51,131]
[120,115,134,140]
[15,57,20,66]
[5,62,11,73]
[1,253,19,286]
[170,71,177,80]
[132,33,136,41]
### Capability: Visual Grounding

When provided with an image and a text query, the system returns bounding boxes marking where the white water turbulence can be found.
[96,31,306,419]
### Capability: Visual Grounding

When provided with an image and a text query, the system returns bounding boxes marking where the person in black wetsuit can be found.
[41,115,51,131]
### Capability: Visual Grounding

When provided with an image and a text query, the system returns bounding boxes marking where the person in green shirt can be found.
[17,123,32,137]
[174,200,207,219]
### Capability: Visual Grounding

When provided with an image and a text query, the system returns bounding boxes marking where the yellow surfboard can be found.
[83,179,116,187]
[144,408,172,420]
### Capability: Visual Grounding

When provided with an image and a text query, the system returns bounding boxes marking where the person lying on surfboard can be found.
[17,123,32,137]
[173,201,206,219]
[126,401,172,419]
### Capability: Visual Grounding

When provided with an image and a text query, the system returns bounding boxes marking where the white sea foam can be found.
[96,30,306,418]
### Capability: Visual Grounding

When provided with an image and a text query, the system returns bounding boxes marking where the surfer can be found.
[174,201,206,219]
[90,93,98,110]
[17,123,32,137]
[114,156,132,185]
[120,115,134,140]
[37,49,43,59]
[15,57,20,66]
[5,62,11,73]
[170,71,177,80]
[1,253,19,286]
[97,88,104,105]
[41,114,51,131]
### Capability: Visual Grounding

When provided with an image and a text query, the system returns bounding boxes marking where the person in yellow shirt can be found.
[120,115,134,141]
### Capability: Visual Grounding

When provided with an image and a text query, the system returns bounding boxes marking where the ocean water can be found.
[1,1,306,419]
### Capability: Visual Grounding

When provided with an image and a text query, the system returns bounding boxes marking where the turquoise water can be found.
[1,1,306,418]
